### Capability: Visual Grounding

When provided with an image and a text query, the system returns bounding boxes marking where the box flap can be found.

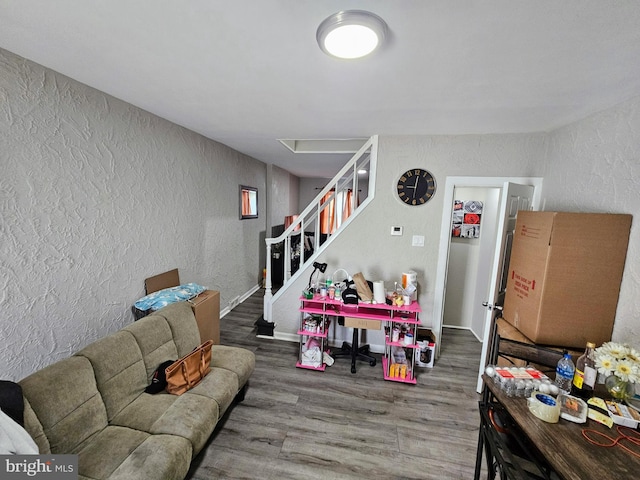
[550,213,632,248]
[145,269,180,294]
[514,211,556,247]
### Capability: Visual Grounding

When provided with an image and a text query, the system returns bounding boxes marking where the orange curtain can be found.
[285,215,300,231]
[320,191,335,234]
[320,189,357,234]
[241,190,251,216]
[342,189,354,221]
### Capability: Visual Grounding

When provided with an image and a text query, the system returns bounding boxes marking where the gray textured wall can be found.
[1,48,266,381]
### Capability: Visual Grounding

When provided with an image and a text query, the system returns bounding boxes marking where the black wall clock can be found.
[396,168,437,206]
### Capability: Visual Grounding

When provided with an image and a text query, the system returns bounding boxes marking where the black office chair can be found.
[331,316,377,374]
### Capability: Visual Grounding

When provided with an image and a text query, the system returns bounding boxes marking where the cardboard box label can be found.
[343,317,381,330]
[519,224,543,239]
[512,271,535,299]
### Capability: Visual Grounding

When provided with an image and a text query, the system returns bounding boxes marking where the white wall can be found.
[542,95,640,347]
[1,48,267,381]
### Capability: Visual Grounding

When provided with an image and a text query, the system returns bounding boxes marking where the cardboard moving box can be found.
[343,316,381,330]
[144,269,221,345]
[502,211,631,349]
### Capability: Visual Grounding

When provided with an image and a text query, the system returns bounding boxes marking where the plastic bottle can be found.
[554,351,575,395]
[571,342,597,399]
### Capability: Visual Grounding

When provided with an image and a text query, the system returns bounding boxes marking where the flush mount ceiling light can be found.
[317,10,388,59]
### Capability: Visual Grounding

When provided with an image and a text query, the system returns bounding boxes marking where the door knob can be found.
[482,302,503,312]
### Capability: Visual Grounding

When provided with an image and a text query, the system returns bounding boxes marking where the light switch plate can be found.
[412,235,425,247]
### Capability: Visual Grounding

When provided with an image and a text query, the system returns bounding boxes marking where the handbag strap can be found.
[181,362,191,389]
[200,348,207,376]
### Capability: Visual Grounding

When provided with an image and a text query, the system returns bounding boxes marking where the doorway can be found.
[442,186,501,339]
[432,177,543,366]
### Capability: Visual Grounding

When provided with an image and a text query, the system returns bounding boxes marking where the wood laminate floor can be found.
[186,290,485,480]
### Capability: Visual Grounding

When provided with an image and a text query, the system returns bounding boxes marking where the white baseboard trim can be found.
[442,324,483,342]
[220,283,262,318]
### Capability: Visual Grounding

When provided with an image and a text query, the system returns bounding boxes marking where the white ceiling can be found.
[2,1,640,178]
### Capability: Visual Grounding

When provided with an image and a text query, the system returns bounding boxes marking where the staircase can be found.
[262,135,378,323]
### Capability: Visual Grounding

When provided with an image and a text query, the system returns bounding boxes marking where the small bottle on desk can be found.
[571,342,597,399]
[554,351,575,395]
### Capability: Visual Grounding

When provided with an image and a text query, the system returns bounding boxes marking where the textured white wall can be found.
[1,49,266,381]
[542,95,640,347]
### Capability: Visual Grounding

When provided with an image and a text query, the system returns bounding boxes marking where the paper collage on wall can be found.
[452,200,483,238]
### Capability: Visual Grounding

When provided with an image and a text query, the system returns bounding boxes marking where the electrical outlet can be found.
[391,226,403,236]
[412,235,425,247]
[229,296,240,309]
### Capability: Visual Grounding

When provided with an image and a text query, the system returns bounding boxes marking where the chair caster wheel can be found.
[351,366,356,374]
[369,360,376,367]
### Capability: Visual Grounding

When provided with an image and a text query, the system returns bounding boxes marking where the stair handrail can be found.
[263,135,378,322]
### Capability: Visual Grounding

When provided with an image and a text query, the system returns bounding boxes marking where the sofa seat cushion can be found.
[110,391,219,455]
[210,345,256,388]
[74,425,191,480]
[19,356,108,454]
[184,366,239,416]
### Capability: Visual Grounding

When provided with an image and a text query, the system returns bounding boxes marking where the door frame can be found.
[432,177,543,357]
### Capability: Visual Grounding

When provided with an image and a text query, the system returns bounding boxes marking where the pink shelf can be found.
[382,357,416,384]
[385,336,419,349]
[300,295,421,314]
[296,361,326,371]
[297,329,327,338]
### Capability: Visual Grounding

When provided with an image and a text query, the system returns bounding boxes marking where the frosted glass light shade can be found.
[317,10,387,59]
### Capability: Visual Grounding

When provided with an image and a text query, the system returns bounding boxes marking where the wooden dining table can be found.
[475,374,639,479]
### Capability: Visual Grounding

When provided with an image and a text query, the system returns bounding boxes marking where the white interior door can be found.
[475,182,535,392]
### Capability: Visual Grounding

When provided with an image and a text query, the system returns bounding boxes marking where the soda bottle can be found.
[554,351,575,395]
[571,342,596,399]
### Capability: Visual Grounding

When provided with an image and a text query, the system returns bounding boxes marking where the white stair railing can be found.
[263,135,378,322]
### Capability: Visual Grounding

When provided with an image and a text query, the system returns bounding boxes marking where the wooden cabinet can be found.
[297,295,421,384]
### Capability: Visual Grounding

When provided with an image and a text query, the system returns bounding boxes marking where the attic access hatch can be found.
[278,138,368,154]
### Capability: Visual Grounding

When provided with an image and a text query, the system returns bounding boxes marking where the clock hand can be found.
[413,177,419,198]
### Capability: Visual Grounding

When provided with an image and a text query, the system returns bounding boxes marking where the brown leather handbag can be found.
[165,340,213,395]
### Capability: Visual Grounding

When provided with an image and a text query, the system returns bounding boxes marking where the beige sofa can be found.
[18,302,255,480]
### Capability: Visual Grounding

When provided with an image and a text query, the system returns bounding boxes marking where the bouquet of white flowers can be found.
[594,342,640,384]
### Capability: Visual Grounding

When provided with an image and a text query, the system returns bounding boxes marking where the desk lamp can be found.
[308,262,328,290]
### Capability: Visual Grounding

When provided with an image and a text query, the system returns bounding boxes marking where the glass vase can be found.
[605,375,635,401]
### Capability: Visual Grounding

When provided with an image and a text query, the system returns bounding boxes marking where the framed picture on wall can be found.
[452,200,483,238]
[240,185,258,219]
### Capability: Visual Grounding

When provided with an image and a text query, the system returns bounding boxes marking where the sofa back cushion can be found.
[22,398,50,454]
[75,330,148,421]
[123,314,180,381]
[19,356,108,453]
[154,302,201,357]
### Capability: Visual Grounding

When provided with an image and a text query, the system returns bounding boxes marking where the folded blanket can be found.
[134,283,206,312]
